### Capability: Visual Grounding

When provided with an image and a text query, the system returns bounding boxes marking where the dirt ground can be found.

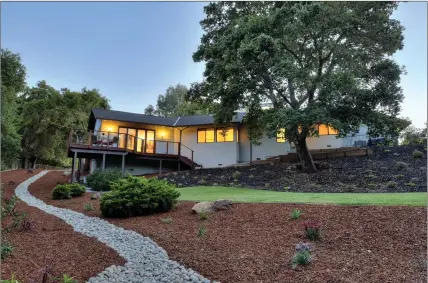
[29,171,427,283]
[1,169,125,282]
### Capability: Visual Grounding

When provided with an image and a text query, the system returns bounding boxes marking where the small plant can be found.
[84,203,94,211]
[1,241,14,260]
[302,220,321,241]
[395,161,409,170]
[386,181,398,188]
[1,273,21,283]
[248,174,255,179]
[342,184,357,192]
[405,182,416,187]
[176,183,183,188]
[20,218,35,232]
[383,149,391,152]
[291,250,311,269]
[233,178,239,183]
[366,173,377,179]
[264,183,270,188]
[212,182,218,186]
[198,211,209,220]
[197,179,206,185]
[249,167,257,171]
[161,216,172,224]
[51,274,78,283]
[394,174,404,179]
[290,208,302,220]
[283,186,290,191]
[197,224,207,237]
[193,176,199,180]
[367,183,377,188]
[232,171,241,179]
[413,150,423,159]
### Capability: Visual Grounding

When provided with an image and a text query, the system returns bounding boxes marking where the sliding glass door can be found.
[118,127,155,153]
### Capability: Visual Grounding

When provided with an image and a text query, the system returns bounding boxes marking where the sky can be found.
[1,2,427,128]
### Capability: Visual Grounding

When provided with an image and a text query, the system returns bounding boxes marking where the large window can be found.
[316,124,339,136]
[277,128,286,143]
[197,128,215,143]
[216,127,234,142]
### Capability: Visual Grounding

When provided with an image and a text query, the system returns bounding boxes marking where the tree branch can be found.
[288,78,298,107]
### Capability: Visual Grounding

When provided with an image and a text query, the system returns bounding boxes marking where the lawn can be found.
[178,186,427,206]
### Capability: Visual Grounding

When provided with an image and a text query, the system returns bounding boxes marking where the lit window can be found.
[197,129,215,143]
[328,126,339,135]
[318,124,329,136]
[277,128,286,143]
[216,127,234,142]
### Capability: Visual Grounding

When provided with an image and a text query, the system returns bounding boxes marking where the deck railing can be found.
[68,129,194,162]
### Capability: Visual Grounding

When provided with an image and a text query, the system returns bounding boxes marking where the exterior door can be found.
[146,130,155,153]
[118,128,127,149]
[127,129,137,150]
[137,129,146,153]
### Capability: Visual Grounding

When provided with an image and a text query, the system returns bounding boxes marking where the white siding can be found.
[180,126,238,168]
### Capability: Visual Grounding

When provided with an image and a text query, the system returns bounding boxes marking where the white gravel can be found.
[16,171,214,283]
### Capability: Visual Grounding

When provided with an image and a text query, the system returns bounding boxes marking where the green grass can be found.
[178,186,426,206]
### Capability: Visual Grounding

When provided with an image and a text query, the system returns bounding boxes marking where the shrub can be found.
[86,168,122,191]
[342,184,357,192]
[413,150,423,159]
[395,161,409,170]
[197,224,207,237]
[198,211,209,220]
[52,184,85,200]
[232,171,241,179]
[367,183,378,189]
[100,175,180,218]
[1,241,13,260]
[161,216,172,224]
[394,174,404,179]
[248,174,255,179]
[405,182,416,187]
[291,250,311,269]
[302,220,321,241]
[290,208,302,220]
[197,179,206,185]
[84,203,94,211]
[386,181,398,188]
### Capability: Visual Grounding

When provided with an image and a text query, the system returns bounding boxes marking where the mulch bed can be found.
[31,171,427,283]
[160,145,427,193]
[1,169,125,282]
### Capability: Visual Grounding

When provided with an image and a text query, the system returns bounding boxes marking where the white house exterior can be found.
[69,108,371,177]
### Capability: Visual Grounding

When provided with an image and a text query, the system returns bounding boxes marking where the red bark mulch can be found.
[29,171,427,283]
[1,169,125,282]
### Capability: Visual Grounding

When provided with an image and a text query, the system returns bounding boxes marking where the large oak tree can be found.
[189,2,410,172]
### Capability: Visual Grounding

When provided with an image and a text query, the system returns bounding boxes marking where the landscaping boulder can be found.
[90,193,101,200]
[192,202,214,214]
[212,199,233,211]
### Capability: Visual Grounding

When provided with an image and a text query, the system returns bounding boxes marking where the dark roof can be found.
[91,108,245,127]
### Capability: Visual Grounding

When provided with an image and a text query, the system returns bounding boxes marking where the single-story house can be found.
[67,108,370,181]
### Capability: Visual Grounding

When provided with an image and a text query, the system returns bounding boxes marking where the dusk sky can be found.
[1,2,426,127]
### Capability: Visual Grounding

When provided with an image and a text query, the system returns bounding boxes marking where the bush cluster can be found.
[52,183,86,200]
[100,175,180,218]
[86,168,122,191]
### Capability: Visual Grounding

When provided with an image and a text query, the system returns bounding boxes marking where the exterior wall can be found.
[238,124,291,162]
[180,126,238,168]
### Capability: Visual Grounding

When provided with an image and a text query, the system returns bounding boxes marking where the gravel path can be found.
[16,171,213,283]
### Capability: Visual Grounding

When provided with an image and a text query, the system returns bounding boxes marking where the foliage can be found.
[20,218,35,232]
[232,171,241,179]
[198,211,210,220]
[394,174,404,179]
[52,184,85,200]
[413,150,423,159]
[1,241,14,261]
[401,124,427,145]
[161,216,173,224]
[0,273,21,283]
[395,161,409,170]
[405,182,416,187]
[1,49,26,170]
[144,104,156,115]
[2,195,27,233]
[84,203,94,211]
[302,220,321,241]
[51,274,78,283]
[290,208,302,220]
[100,175,180,218]
[197,224,207,237]
[86,169,122,191]
[291,250,312,269]
[386,181,398,188]
[190,2,408,172]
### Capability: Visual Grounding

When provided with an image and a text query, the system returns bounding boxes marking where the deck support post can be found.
[102,153,106,170]
[71,151,77,183]
[250,141,253,166]
[121,154,126,177]
[177,158,181,172]
[159,159,163,175]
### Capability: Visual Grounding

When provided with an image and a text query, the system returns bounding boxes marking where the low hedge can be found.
[86,168,122,191]
[100,176,180,218]
[52,183,86,200]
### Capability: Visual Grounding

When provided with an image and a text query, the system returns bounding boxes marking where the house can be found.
[67,108,370,181]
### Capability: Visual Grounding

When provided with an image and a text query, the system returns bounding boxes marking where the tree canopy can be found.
[190,2,410,172]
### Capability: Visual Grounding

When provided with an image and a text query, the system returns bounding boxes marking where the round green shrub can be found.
[68,183,86,197]
[52,185,72,200]
[86,168,122,191]
[100,176,180,218]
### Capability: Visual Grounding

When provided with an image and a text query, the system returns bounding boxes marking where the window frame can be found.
[216,127,235,143]
[276,128,286,143]
[315,124,339,136]
[197,128,215,143]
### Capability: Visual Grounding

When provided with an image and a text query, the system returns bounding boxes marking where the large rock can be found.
[192,202,214,214]
[212,199,233,211]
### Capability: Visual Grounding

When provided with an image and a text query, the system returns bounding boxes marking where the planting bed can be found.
[31,171,427,283]
[160,145,427,193]
[1,169,125,282]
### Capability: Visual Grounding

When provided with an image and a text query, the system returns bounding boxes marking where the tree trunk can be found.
[295,138,317,173]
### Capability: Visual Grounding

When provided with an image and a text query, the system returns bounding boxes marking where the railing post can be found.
[191,150,194,162]
[178,143,181,157]
[166,141,169,154]
[134,136,137,152]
